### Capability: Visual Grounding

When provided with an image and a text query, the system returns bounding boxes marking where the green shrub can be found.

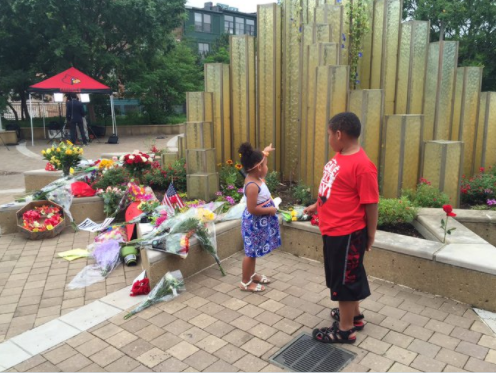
[378,197,417,227]
[265,171,280,194]
[291,182,313,206]
[93,168,130,190]
[402,179,450,208]
[460,170,496,206]
[142,158,187,192]
[218,161,244,191]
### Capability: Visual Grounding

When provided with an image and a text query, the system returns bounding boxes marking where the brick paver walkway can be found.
[1,249,494,372]
[0,230,143,342]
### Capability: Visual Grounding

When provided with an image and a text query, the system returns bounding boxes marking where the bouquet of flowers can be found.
[41,141,84,176]
[91,239,121,277]
[152,233,190,259]
[120,150,154,181]
[124,270,185,319]
[96,186,126,217]
[279,206,311,223]
[22,205,64,232]
[97,159,115,170]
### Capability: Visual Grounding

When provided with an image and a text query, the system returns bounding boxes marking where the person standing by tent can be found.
[66,93,88,145]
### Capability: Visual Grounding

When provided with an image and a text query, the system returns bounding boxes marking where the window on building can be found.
[235,17,245,35]
[198,43,210,55]
[246,19,255,36]
[203,14,211,32]
[225,15,234,34]
[195,13,203,32]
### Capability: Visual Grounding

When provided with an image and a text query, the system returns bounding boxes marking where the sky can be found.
[186,0,275,13]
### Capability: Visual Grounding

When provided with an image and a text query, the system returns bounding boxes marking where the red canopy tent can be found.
[27,68,117,145]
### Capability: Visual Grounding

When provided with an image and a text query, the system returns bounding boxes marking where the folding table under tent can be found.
[27,67,117,146]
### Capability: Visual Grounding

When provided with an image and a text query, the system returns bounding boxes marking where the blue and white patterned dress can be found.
[241,181,281,258]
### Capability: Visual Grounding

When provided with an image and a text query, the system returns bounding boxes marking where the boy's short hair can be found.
[328,112,361,139]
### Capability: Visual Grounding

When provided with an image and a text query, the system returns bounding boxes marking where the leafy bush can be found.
[93,168,130,190]
[378,197,418,227]
[291,182,313,206]
[402,179,450,208]
[143,158,187,192]
[218,160,244,190]
[265,171,280,194]
[460,168,496,206]
[471,204,496,211]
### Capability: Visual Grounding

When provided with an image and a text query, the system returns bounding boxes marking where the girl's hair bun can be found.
[238,142,253,157]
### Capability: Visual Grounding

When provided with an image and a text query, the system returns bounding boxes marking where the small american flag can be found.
[162,182,184,209]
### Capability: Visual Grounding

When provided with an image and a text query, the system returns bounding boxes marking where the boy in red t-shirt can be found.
[304,112,379,344]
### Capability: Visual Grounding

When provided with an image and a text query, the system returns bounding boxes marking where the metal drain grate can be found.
[270,333,356,372]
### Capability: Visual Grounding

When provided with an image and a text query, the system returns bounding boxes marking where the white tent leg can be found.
[29,93,34,146]
[42,94,46,139]
[0,112,3,131]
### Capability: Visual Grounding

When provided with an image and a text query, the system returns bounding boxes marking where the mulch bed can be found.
[379,223,424,239]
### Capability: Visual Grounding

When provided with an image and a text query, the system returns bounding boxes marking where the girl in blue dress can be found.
[239,142,281,292]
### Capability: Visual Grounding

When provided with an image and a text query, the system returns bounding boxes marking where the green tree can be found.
[125,42,203,123]
[203,34,231,64]
[0,0,186,120]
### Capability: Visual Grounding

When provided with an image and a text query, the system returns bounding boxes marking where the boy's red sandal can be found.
[330,308,366,331]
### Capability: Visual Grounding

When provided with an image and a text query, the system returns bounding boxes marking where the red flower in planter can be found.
[442,204,456,217]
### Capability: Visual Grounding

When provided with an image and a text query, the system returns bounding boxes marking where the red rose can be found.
[442,204,456,217]
[126,158,134,165]
[130,278,150,296]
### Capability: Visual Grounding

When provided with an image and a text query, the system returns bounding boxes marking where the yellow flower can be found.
[46,149,51,155]
[56,148,61,152]
[235,164,242,170]
[65,149,73,155]
[66,140,73,145]
[33,228,39,232]
[291,211,297,217]
[41,150,46,155]
[238,153,242,158]
[70,168,74,175]
[292,217,297,221]
[46,225,54,231]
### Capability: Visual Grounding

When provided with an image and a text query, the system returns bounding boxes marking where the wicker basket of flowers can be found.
[16,201,65,240]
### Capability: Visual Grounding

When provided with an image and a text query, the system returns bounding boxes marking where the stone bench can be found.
[0,196,105,235]
[281,209,496,312]
[24,170,64,192]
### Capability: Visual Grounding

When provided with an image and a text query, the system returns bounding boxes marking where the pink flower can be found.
[155,215,168,227]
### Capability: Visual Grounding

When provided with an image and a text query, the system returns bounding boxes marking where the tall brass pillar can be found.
[358,0,374,89]
[451,67,483,177]
[314,5,344,64]
[230,35,256,158]
[422,141,463,207]
[257,4,282,172]
[370,0,402,115]
[348,89,384,168]
[475,92,496,171]
[204,63,231,163]
[395,21,429,114]
[423,41,458,141]
[381,115,423,198]
[186,92,213,122]
[282,0,302,180]
[310,65,349,195]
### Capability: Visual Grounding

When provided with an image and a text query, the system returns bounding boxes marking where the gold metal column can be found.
[451,66,483,177]
[184,122,214,150]
[348,89,384,168]
[358,0,374,89]
[395,21,429,114]
[370,0,401,115]
[311,65,349,195]
[304,42,339,186]
[204,63,231,162]
[314,4,344,64]
[423,41,458,141]
[186,92,213,122]
[475,92,496,170]
[381,115,423,198]
[282,0,302,180]
[230,35,256,157]
[422,141,464,207]
[257,4,282,172]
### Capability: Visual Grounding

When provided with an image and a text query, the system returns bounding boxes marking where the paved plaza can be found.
[0,136,496,372]
[0,232,496,372]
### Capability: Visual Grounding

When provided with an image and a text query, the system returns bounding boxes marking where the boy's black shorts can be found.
[323,227,371,302]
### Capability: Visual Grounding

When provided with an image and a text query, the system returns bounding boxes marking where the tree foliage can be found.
[203,34,231,64]
[404,0,496,90]
[0,0,194,120]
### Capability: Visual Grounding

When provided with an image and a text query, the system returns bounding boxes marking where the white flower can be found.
[150,154,155,159]
[148,158,152,163]
[129,155,135,160]
[119,156,124,161]
[132,149,140,155]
